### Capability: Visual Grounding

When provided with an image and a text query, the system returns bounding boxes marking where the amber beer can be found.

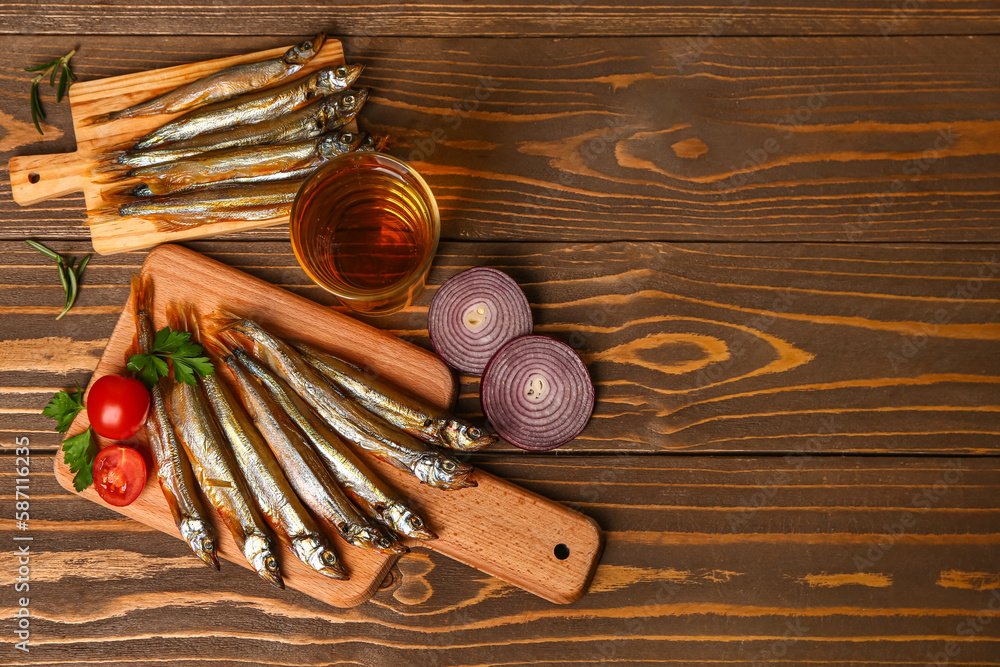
[290,153,441,315]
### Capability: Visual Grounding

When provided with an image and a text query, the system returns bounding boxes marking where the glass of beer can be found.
[290,152,440,316]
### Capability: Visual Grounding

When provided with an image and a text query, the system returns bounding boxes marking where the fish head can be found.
[245,534,284,589]
[318,131,364,157]
[384,503,436,541]
[414,454,478,490]
[178,517,219,570]
[345,524,409,555]
[336,88,369,118]
[356,134,378,152]
[440,422,499,452]
[316,63,364,93]
[293,535,348,580]
[285,33,326,65]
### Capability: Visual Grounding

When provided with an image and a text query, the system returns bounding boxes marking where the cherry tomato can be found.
[87,375,150,440]
[92,445,147,507]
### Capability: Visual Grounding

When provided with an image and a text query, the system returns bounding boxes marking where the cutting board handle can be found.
[401,469,605,605]
[8,152,88,206]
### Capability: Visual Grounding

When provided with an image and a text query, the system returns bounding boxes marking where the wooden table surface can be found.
[2,4,999,666]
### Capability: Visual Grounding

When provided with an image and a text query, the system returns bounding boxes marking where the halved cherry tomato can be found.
[88,375,150,440]
[93,445,147,507]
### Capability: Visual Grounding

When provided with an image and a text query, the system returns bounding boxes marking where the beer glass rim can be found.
[289,152,441,304]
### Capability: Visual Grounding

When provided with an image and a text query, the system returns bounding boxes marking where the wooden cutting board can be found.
[55,244,603,607]
[8,40,353,255]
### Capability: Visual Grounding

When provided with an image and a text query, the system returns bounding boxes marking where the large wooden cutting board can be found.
[8,40,352,255]
[56,244,603,607]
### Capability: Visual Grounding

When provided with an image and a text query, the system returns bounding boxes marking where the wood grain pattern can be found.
[3,35,1000,243]
[7,39,352,253]
[3,239,997,455]
[51,244,602,605]
[3,10,998,666]
[2,0,999,37]
[3,455,998,666]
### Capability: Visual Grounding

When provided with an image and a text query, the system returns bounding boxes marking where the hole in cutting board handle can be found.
[554,543,570,560]
[28,172,40,184]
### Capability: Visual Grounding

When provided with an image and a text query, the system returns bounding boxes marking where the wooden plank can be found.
[3,239,998,455]
[3,35,1000,243]
[2,0,999,37]
[2,454,998,666]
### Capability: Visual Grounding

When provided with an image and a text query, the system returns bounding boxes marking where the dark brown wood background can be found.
[1,4,999,666]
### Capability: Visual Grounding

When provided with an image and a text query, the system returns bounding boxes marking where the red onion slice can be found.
[428,267,533,376]
[481,335,594,451]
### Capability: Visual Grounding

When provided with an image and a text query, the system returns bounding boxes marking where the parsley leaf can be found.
[127,326,213,387]
[62,428,97,491]
[126,353,169,387]
[42,383,85,433]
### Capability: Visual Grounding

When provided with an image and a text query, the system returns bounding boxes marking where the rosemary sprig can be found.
[25,239,91,319]
[25,49,77,135]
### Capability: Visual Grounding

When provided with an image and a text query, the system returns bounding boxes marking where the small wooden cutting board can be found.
[8,40,352,255]
[55,244,603,607]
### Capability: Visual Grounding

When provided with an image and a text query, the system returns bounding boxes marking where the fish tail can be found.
[374,135,391,151]
[92,169,132,185]
[182,304,204,344]
[124,279,141,364]
[150,217,202,233]
[200,333,232,362]
[207,309,243,337]
[312,33,327,54]
[163,301,185,333]
[90,144,134,180]
[124,273,148,364]
[85,204,122,226]
[81,110,123,127]
[91,158,130,179]
[131,272,152,323]
[99,184,141,209]
[199,317,235,361]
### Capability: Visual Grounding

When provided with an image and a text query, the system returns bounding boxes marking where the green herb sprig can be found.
[42,382,86,433]
[62,429,97,492]
[43,384,96,491]
[26,239,90,319]
[25,49,77,135]
[127,327,214,387]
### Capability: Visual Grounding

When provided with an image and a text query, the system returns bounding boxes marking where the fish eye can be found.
[344,94,356,105]
[443,460,456,472]
[423,419,433,428]
[336,66,348,78]
[203,539,214,551]
[468,427,481,439]
[265,556,278,571]
[341,132,353,143]
[411,516,423,528]
[322,551,338,566]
